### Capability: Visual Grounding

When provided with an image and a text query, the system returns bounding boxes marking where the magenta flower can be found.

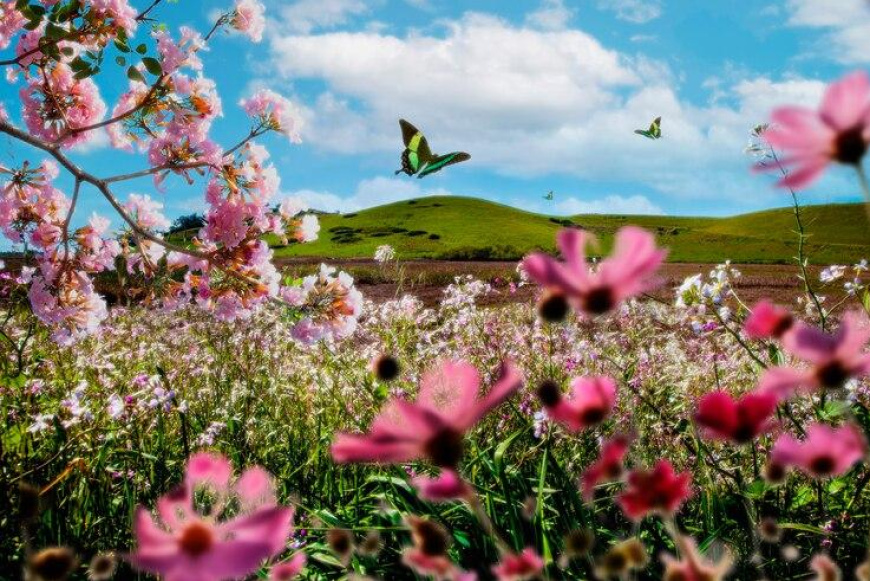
[128,452,294,581]
[523,227,666,316]
[538,376,617,432]
[744,300,795,340]
[269,553,306,581]
[413,469,474,503]
[761,311,870,399]
[331,360,523,468]
[581,433,632,502]
[492,548,545,581]
[694,390,778,444]
[617,460,692,521]
[770,423,867,479]
[760,71,870,189]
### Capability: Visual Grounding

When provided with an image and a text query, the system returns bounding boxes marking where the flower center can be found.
[582,287,615,315]
[834,126,868,165]
[424,427,465,468]
[178,521,215,557]
[536,380,562,408]
[770,315,794,338]
[809,455,836,476]
[538,293,569,322]
[414,520,449,556]
[580,406,606,426]
[816,361,849,389]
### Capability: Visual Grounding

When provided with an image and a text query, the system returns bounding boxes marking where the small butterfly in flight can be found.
[394,119,471,179]
[544,190,554,201]
[634,116,662,140]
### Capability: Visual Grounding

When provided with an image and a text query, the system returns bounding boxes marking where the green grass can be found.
[183,196,870,264]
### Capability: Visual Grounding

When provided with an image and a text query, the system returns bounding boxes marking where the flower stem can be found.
[856,164,870,226]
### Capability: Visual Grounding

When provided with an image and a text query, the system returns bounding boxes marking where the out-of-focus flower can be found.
[269,553,307,581]
[402,516,455,579]
[820,265,847,283]
[523,227,666,316]
[374,244,396,264]
[769,423,867,479]
[695,390,778,444]
[661,535,732,581]
[617,460,692,521]
[536,376,616,432]
[581,433,632,501]
[492,548,544,581]
[595,538,647,579]
[809,554,842,581]
[240,89,303,143]
[744,300,795,340]
[231,0,266,43]
[128,453,294,581]
[759,71,870,189]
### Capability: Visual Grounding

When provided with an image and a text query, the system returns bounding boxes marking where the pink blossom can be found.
[401,516,455,579]
[0,2,26,50]
[154,26,204,74]
[125,194,170,231]
[20,63,107,147]
[523,227,666,316]
[29,270,108,345]
[760,311,870,399]
[744,300,795,340]
[204,198,248,249]
[294,214,320,242]
[89,0,138,37]
[661,535,732,581]
[269,553,306,580]
[413,469,474,503]
[581,433,632,501]
[492,548,545,581]
[537,376,616,432]
[617,460,692,521]
[240,90,303,143]
[760,71,870,189]
[695,390,778,444]
[232,0,266,43]
[128,452,294,581]
[770,423,867,479]
[332,360,522,476]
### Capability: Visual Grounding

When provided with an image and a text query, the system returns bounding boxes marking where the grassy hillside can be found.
[268,196,869,264]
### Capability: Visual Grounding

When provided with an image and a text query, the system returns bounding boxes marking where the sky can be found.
[2,0,870,229]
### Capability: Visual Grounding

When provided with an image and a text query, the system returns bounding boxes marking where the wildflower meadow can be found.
[2,1,870,580]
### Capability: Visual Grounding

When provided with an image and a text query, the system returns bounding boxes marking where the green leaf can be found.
[60,46,75,56]
[136,43,148,54]
[115,56,126,66]
[142,57,162,76]
[70,57,89,71]
[126,66,145,83]
[114,37,130,53]
[45,23,66,39]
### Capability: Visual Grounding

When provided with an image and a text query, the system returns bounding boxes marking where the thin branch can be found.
[136,0,165,21]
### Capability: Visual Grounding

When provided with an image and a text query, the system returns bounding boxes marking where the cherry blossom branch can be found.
[0,29,87,68]
[136,0,166,21]
[62,178,82,257]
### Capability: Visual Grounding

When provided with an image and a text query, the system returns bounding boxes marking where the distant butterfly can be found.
[394,119,471,179]
[634,116,662,140]
[544,190,554,201]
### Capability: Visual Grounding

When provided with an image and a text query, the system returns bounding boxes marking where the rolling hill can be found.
[266,196,869,264]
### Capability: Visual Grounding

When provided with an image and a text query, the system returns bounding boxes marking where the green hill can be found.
[262,196,869,263]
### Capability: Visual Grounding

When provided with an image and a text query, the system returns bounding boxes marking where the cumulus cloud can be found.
[597,0,662,24]
[556,194,664,215]
[786,0,870,64]
[266,11,831,206]
[525,0,574,31]
[282,176,452,213]
[274,0,372,34]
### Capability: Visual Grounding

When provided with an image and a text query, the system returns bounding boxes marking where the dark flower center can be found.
[809,455,836,476]
[582,287,615,315]
[600,550,628,574]
[564,529,594,556]
[816,361,849,389]
[424,427,465,468]
[539,294,569,322]
[328,529,353,556]
[374,355,400,381]
[536,380,562,408]
[771,315,794,338]
[731,423,756,444]
[580,406,607,426]
[29,547,78,581]
[765,462,787,483]
[413,520,449,556]
[834,126,868,165]
[178,522,215,557]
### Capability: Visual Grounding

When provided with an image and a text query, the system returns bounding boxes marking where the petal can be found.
[522,253,585,295]
[418,360,480,416]
[236,466,277,511]
[557,228,592,280]
[820,71,870,131]
[458,361,523,428]
[186,452,233,492]
[775,157,830,190]
[758,366,814,401]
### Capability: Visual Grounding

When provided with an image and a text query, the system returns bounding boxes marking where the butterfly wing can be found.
[651,116,662,139]
[417,152,471,178]
[634,129,652,138]
[399,119,419,148]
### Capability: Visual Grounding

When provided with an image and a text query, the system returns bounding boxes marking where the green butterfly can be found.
[544,190,554,201]
[634,116,662,140]
[394,119,471,179]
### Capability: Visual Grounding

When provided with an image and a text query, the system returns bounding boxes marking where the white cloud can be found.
[557,194,664,215]
[282,176,451,213]
[274,0,372,34]
[525,0,574,31]
[70,129,111,154]
[597,0,662,24]
[266,11,830,206]
[786,0,870,64]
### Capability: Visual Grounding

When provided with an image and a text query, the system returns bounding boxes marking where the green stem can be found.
[856,164,870,227]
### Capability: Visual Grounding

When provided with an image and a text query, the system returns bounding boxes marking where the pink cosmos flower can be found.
[760,311,870,399]
[537,376,617,432]
[523,227,666,316]
[413,469,474,503]
[492,548,545,581]
[694,390,778,444]
[232,0,266,43]
[760,71,870,189]
[269,553,306,581]
[809,554,842,581]
[770,423,867,479]
[581,433,632,501]
[617,460,692,521]
[661,535,732,581]
[332,360,522,468]
[128,452,294,581]
[401,516,456,579]
[744,300,795,340]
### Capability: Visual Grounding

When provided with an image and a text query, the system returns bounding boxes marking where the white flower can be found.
[279,196,309,219]
[820,265,846,283]
[29,414,54,433]
[107,394,124,419]
[374,244,396,264]
[295,214,320,243]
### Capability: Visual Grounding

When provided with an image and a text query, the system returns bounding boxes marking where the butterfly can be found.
[634,116,662,140]
[544,190,554,201]
[394,119,471,179]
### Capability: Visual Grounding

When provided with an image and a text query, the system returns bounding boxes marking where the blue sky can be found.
[2,0,870,230]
